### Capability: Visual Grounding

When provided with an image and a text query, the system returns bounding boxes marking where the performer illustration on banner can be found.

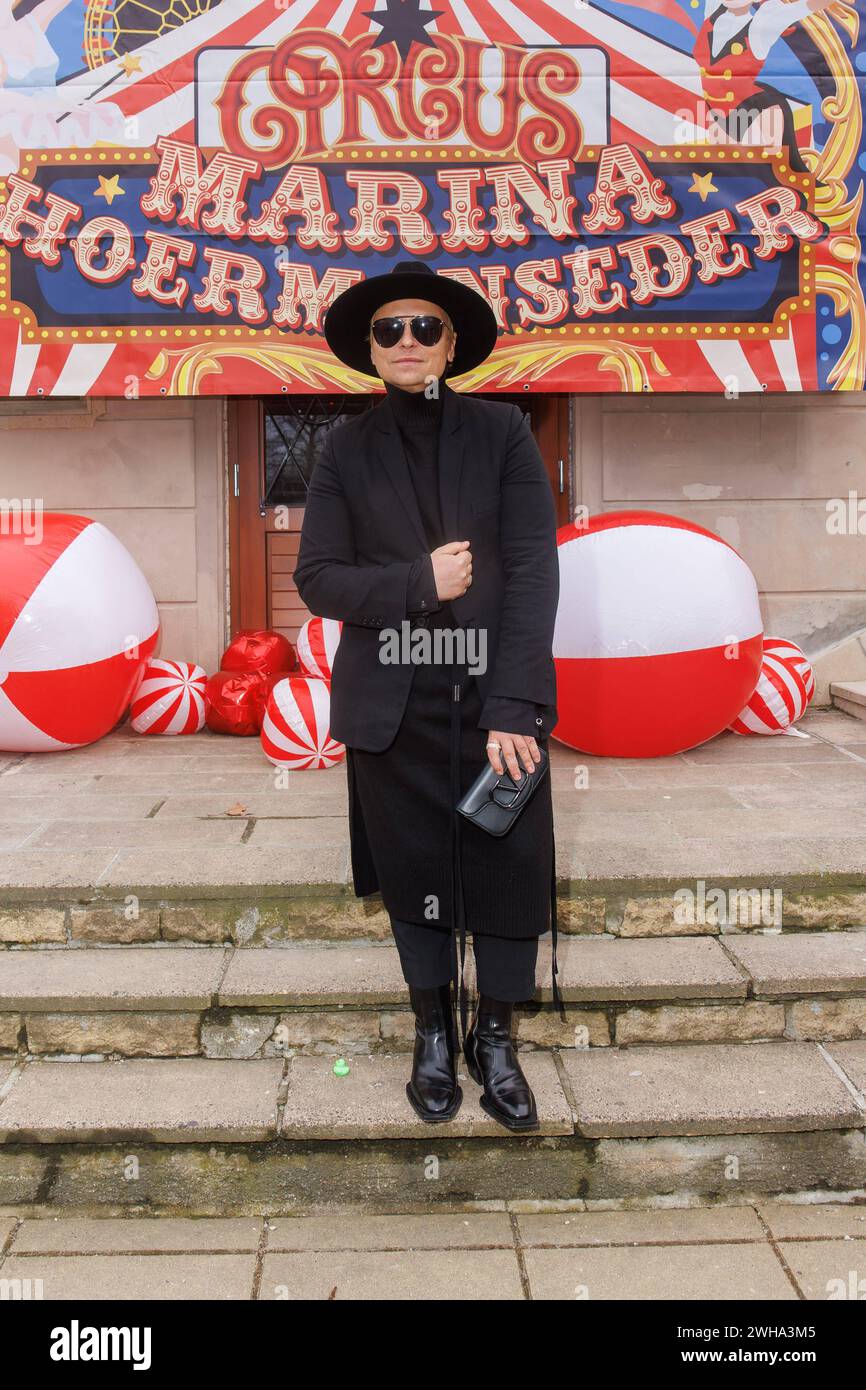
[696,0,836,166]
[0,0,123,174]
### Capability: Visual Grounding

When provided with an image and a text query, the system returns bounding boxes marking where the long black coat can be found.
[295,384,560,749]
[294,383,560,925]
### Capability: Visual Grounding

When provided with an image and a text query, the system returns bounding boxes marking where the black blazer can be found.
[294,383,560,753]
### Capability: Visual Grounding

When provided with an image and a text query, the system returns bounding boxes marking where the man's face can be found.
[368,297,456,391]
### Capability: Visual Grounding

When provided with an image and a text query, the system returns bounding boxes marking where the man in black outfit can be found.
[295,261,560,1132]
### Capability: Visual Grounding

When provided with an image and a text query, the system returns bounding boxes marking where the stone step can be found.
[9,1042,860,1142]
[2,933,866,1058]
[0,1042,864,1212]
[831,681,866,720]
[4,879,866,948]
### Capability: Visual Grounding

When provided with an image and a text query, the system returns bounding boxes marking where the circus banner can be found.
[0,0,863,395]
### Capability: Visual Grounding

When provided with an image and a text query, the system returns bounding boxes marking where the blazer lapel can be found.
[374,396,430,554]
[438,384,465,543]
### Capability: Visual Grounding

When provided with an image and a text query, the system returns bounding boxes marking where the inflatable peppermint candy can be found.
[0,513,160,752]
[553,511,763,757]
[728,638,815,735]
[131,658,207,736]
[296,616,342,682]
[261,675,345,770]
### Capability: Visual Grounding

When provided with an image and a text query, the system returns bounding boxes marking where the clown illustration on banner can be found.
[0,0,862,396]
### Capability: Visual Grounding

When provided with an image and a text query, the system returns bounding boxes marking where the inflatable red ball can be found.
[205,671,272,737]
[0,513,159,752]
[553,511,763,757]
[221,629,295,676]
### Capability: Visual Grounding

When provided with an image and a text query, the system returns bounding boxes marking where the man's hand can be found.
[486,731,541,781]
[431,540,473,601]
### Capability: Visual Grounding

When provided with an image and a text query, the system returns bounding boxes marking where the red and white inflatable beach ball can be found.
[553,512,763,757]
[131,659,207,736]
[728,637,815,735]
[0,513,159,752]
[296,617,342,682]
[261,675,345,770]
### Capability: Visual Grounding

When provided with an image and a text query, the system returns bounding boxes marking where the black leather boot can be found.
[406,983,463,1123]
[464,995,538,1132]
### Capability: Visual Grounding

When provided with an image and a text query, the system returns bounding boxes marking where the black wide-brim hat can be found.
[323,260,498,378]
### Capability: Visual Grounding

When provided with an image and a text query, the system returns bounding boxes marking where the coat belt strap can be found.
[450,672,470,1050]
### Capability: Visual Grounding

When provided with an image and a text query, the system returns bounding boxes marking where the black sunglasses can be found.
[370,314,449,350]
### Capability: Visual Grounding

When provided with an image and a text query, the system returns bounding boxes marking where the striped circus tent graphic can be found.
[728,637,816,736]
[78,0,817,159]
[130,658,208,735]
[261,675,346,769]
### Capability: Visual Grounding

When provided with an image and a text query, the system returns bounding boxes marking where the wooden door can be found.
[229,393,570,641]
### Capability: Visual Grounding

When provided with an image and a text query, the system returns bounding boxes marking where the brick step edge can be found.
[5,880,866,945]
[3,995,866,1059]
[2,1127,866,1215]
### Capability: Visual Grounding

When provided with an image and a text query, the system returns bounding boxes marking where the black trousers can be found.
[391,916,538,1003]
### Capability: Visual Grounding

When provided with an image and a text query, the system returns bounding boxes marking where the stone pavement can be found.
[0,707,865,890]
[1,1203,865,1300]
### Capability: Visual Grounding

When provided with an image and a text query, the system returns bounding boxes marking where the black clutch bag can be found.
[456,747,549,837]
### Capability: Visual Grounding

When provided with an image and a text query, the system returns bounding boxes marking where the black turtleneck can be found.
[385,374,447,552]
[385,374,446,433]
[383,373,543,737]
[384,374,449,623]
